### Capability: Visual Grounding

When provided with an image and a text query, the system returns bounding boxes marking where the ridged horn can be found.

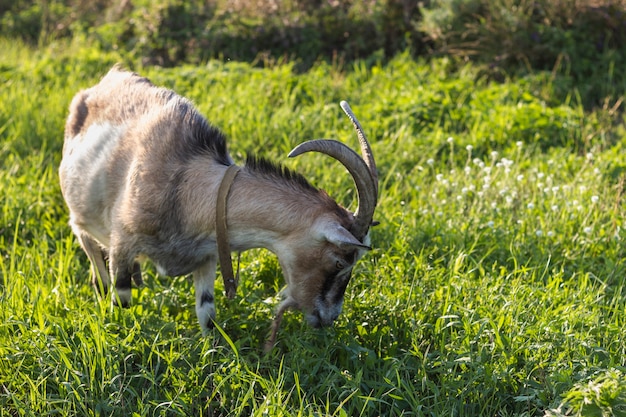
[339,101,378,193]
[288,101,378,241]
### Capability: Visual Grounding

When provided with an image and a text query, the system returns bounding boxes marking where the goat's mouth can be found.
[305,307,340,328]
[305,312,324,328]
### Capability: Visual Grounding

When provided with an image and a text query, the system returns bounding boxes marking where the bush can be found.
[419,0,626,107]
[0,0,424,68]
[4,0,626,109]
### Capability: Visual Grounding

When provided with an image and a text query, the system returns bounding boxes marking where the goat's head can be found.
[276,101,378,328]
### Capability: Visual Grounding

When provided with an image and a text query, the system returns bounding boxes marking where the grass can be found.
[0,38,625,416]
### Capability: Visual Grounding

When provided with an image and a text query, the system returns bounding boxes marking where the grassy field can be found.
[1,39,625,416]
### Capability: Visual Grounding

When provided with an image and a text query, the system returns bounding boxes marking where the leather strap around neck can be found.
[216,164,241,299]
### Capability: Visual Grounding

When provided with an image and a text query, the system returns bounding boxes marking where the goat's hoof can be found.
[205,319,216,330]
[112,298,130,308]
[111,288,131,308]
[112,297,130,308]
[200,319,216,336]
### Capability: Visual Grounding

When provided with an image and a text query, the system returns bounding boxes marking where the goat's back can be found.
[59,66,231,247]
[64,66,230,162]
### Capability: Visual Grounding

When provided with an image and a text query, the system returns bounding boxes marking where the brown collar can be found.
[216,164,241,299]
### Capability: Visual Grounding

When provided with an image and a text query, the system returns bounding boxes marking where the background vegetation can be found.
[3,0,626,103]
[1,0,625,416]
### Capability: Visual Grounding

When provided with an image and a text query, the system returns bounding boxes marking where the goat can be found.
[59,66,378,347]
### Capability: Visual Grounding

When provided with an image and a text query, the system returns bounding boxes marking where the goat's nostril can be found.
[306,311,322,328]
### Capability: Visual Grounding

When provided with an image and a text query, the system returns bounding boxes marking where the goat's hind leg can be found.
[131,261,143,286]
[108,248,137,308]
[76,232,111,298]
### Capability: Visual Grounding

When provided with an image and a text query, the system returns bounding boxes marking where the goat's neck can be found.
[224,169,324,253]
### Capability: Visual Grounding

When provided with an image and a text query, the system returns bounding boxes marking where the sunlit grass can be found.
[0,43,624,416]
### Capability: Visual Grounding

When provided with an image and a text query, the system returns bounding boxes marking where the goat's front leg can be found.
[193,257,218,334]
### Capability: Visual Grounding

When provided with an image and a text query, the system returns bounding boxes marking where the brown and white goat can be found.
[59,66,378,345]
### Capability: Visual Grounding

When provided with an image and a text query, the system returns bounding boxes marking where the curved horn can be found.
[340,101,378,194]
[288,102,378,241]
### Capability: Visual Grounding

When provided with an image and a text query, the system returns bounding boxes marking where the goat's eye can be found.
[335,260,344,270]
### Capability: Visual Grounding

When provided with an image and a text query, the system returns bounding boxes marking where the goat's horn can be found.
[288,102,378,241]
[340,101,378,194]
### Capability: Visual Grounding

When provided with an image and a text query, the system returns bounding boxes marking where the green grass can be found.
[0,38,625,416]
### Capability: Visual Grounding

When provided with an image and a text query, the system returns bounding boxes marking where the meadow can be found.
[0,39,625,416]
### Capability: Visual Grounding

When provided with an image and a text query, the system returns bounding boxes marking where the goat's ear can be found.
[322,224,371,250]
